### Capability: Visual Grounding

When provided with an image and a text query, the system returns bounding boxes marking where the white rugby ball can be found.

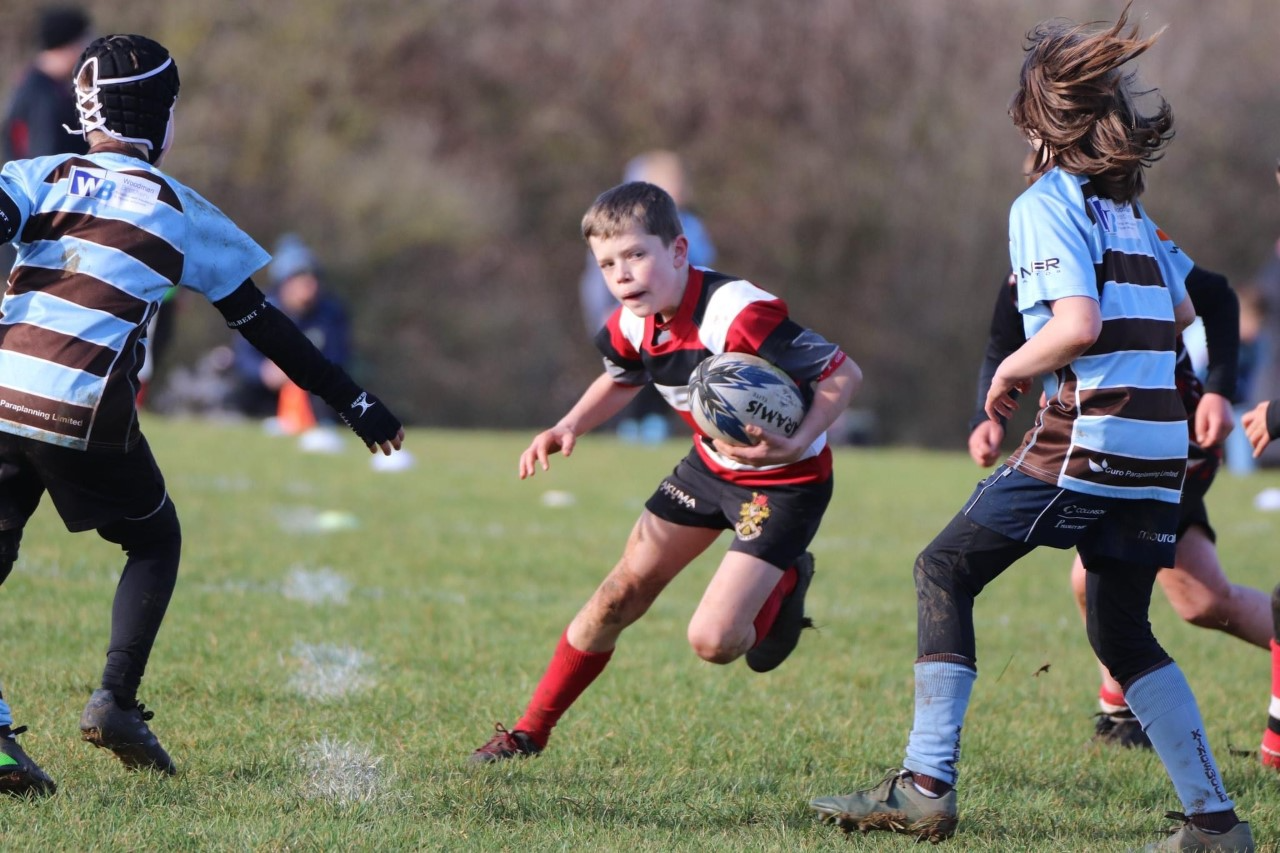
[688,352,806,446]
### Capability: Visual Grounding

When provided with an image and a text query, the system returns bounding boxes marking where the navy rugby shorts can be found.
[644,450,832,570]
[962,465,1178,568]
[0,433,168,533]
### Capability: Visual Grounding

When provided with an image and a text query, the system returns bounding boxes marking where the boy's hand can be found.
[968,420,1005,468]
[985,373,1030,423]
[337,390,404,455]
[711,425,806,467]
[1193,392,1233,448]
[1242,400,1273,457]
[519,425,576,479]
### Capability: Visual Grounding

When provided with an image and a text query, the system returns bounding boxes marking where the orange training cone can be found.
[277,380,316,435]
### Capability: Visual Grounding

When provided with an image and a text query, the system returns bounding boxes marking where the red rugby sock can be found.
[515,631,613,749]
[1098,685,1127,712]
[1263,639,1280,763]
[751,566,798,648]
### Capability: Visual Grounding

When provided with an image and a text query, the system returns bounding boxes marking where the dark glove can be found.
[335,389,402,448]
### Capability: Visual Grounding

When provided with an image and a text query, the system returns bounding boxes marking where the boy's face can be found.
[589,224,689,320]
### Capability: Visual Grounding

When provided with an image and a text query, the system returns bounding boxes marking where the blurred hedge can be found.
[3,0,1277,445]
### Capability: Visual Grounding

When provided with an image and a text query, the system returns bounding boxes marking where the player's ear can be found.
[671,234,689,267]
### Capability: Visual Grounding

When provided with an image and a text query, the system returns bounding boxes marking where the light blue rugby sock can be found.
[1125,663,1234,815]
[903,660,976,786]
[0,686,12,728]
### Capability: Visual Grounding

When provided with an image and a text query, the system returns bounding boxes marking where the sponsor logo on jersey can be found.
[67,167,161,213]
[734,492,771,541]
[68,166,114,200]
[1019,257,1061,279]
[1089,198,1140,238]
[1087,458,1110,473]
[1137,529,1176,544]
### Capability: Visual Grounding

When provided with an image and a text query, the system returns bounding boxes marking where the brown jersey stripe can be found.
[0,385,93,441]
[43,158,183,211]
[1096,249,1164,288]
[1087,317,1176,356]
[1062,449,1184,492]
[7,266,151,325]
[21,212,184,282]
[88,316,150,450]
[0,323,117,376]
[1076,387,1187,422]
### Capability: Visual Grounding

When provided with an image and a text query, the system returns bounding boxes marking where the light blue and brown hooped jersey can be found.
[1005,167,1190,503]
[0,145,268,450]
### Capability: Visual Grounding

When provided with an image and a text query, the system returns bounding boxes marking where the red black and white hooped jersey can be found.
[594,267,847,486]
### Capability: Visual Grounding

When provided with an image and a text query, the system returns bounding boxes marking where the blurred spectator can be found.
[230,235,351,429]
[1,6,92,277]
[579,150,716,443]
[2,6,92,161]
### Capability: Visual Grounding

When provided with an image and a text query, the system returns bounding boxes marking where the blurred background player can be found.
[0,33,402,795]
[471,181,859,762]
[578,150,716,443]
[1,6,92,162]
[230,234,352,440]
[1239,159,1280,774]
[0,6,92,279]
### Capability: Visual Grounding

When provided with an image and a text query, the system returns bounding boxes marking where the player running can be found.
[470,181,860,762]
[0,34,403,795]
[811,7,1253,849]
[968,264,1270,749]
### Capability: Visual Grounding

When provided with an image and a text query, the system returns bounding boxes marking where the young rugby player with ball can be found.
[470,181,860,762]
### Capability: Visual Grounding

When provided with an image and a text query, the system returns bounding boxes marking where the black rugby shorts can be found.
[644,449,832,570]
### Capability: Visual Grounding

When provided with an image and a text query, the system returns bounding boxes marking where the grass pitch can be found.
[2,418,1278,851]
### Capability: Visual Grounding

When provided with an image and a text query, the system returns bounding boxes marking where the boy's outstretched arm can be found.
[214,280,404,454]
[519,373,642,479]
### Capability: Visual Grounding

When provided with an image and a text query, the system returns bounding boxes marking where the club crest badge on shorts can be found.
[735,492,771,541]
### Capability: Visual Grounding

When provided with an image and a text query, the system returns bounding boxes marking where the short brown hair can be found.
[1009,3,1173,203]
[581,182,683,246]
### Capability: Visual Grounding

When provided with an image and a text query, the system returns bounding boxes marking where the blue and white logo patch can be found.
[67,166,161,214]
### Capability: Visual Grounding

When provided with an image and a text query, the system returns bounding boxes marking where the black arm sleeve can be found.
[969,274,1027,432]
[0,186,20,244]
[213,279,360,408]
[1184,266,1239,400]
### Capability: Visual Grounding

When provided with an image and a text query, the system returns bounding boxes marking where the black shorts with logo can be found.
[0,433,168,533]
[644,450,832,570]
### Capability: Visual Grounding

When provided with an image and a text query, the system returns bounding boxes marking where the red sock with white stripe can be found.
[1262,639,1280,767]
[1098,685,1128,715]
[514,631,613,749]
[751,566,797,647]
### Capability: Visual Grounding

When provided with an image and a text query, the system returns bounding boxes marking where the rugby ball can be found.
[688,353,806,446]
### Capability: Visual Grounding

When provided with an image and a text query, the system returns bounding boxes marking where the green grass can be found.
[3,418,1279,851]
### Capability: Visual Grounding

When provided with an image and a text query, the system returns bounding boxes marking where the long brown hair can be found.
[1009,3,1173,202]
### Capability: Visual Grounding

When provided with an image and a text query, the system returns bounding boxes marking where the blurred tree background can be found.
[3,0,1277,446]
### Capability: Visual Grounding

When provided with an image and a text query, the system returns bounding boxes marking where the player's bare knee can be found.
[686,625,740,664]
